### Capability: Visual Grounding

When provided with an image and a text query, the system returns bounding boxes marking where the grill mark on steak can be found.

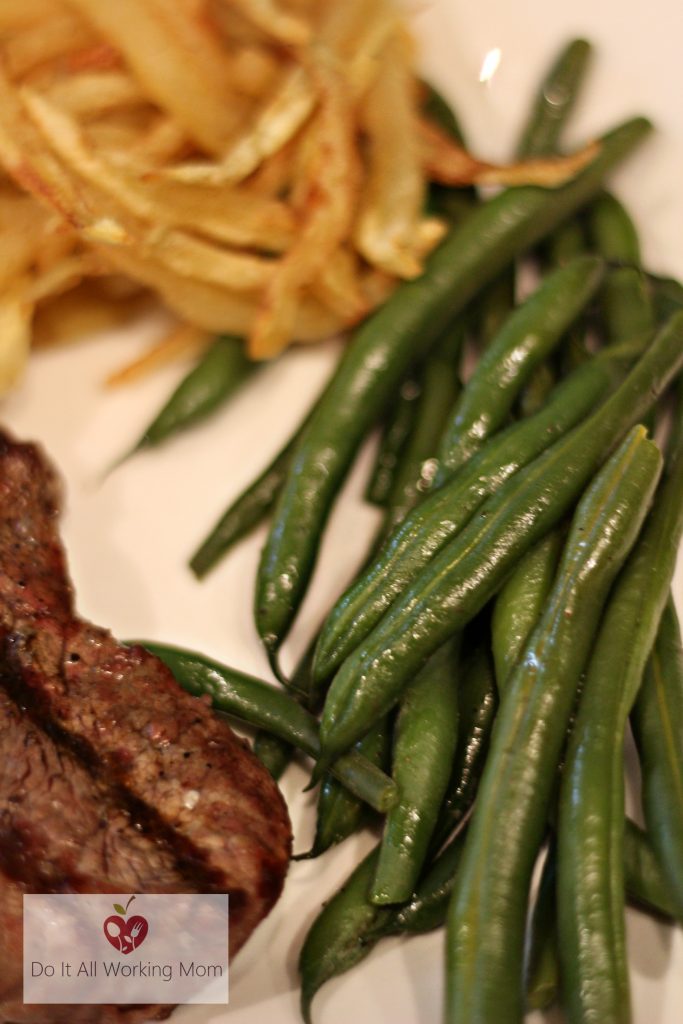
[0,429,291,987]
[0,685,190,894]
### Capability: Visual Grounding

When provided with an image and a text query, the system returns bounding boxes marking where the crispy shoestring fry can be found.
[418,117,601,187]
[0,0,606,385]
[105,321,211,387]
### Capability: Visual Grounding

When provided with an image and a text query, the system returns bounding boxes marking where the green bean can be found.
[436,254,604,479]
[558,400,683,1024]
[318,314,683,761]
[371,637,460,904]
[252,730,292,780]
[382,335,463,532]
[297,720,389,860]
[189,400,313,579]
[473,270,516,351]
[548,218,587,267]
[298,845,394,1024]
[255,117,651,664]
[525,842,559,1012]
[527,822,678,1014]
[492,530,563,691]
[365,377,422,506]
[516,39,592,158]
[429,636,498,853]
[632,598,683,917]
[445,426,662,1024]
[298,827,470,1022]
[394,828,468,934]
[623,817,677,918]
[589,191,655,349]
[127,334,254,458]
[133,641,397,814]
[313,351,619,686]
[650,273,683,323]
[518,360,557,418]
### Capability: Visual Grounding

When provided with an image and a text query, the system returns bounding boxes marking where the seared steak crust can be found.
[0,431,292,1022]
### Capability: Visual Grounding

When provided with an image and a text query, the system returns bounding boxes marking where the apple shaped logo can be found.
[103,896,148,954]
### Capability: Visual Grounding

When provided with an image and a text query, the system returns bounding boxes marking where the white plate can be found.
[4,1,683,1021]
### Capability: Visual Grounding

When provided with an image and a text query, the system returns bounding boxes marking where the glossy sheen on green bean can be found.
[134,641,396,814]
[632,599,683,918]
[313,353,616,686]
[365,377,421,506]
[446,427,662,1024]
[319,315,683,760]
[527,823,679,1015]
[371,638,460,904]
[255,117,651,661]
[516,39,592,158]
[394,828,468,934]
[132,334,253,455]
[436,254,604,478]
[430,638,498,853]
[382,338,462,533]
[298,845,394,1024]
[492,530,563,692]
[558,413,683,1024]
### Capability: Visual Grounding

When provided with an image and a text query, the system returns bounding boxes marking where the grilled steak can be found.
[0,431,292,1022]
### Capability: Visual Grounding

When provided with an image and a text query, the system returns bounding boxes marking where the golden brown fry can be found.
[0,280,32,395]
[32,281,151,349]
[354,32,427,280]
[418,117,601,187]
[20,89,280,291]
[311,247,369,323]
[249,56,357,358]
[162,0,383,185]
[216,0,311,46]
[0,0,64,33]
[44,71,145,119]
[23,88,296,251]
[104,321,210,387]
[3,11,96,79]
[101,244,348,341]
[64,0,247,152]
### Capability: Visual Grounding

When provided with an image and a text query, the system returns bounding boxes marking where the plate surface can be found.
[3,0,683,1021]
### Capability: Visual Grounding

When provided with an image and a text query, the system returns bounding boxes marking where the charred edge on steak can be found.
[0,638,246,904]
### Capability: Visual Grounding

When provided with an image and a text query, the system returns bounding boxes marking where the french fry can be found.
[65,0,248,152]
[418,116,601,187]
[163,0,380,185]
[22,88,295,251]
[101,244,348,341]
[3,11,96,79]
[216,0,312,47]
[104,321,210,387]
[0,280,32,395]
[32,281,151,349]
[44,71,145,119]
[354,32,427,280]
[249,56,357,358]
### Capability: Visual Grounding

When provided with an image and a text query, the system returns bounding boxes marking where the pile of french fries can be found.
[0,0,597,392]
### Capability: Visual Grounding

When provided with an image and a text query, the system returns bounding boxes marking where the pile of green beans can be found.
[125,34,683,1024]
